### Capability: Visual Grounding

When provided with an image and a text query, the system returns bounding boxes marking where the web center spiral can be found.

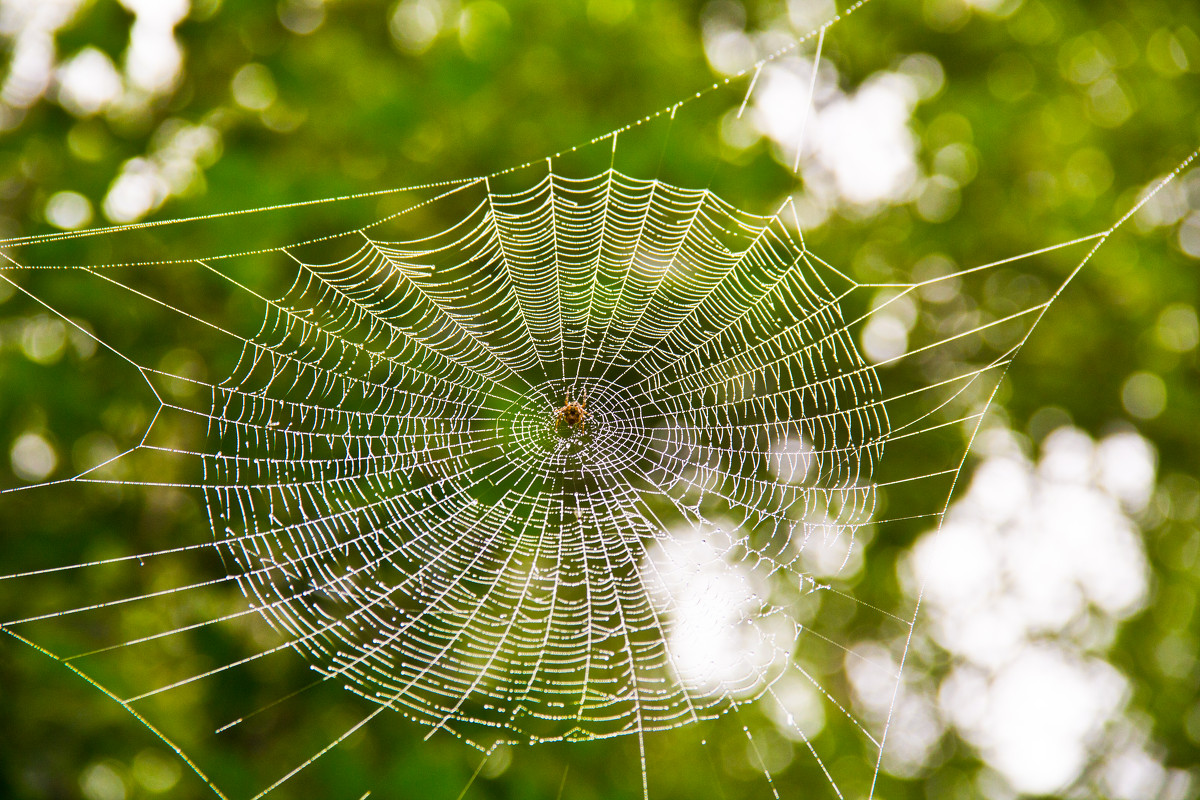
[503,379,649,481]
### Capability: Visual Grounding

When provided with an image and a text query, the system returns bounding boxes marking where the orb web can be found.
[205,171,884,746]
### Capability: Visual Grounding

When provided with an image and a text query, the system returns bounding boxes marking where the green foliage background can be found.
[1,0,1198,798]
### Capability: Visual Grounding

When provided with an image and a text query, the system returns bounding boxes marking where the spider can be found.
[554,392,589,432]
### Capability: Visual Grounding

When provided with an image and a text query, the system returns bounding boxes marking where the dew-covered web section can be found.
[206,171,883,746]
[2,5,1197,799]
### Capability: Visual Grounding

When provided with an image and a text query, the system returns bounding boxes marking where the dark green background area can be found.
[1,1,1199,798]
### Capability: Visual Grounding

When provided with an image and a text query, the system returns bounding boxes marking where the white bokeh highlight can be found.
[704,13,939,228]
[117,0,189,95]
[55,47,122,116]
[11,431,58,482]
[896,426,1187,798]
[44,190,93,230]
[645,525,787,699]
[103,121,221,223]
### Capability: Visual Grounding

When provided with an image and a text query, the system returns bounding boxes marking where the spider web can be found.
[1,5,1194,800]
